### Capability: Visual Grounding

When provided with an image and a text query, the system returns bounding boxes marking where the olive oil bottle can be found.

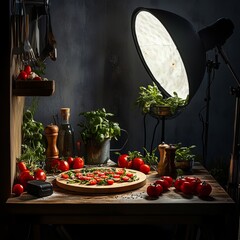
[57,108,75,158]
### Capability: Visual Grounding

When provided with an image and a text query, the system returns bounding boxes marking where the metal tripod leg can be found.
[227,87,240,202]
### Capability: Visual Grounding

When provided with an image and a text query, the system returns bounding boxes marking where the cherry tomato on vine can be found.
[117,154,129,168]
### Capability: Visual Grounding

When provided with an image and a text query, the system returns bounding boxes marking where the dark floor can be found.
[7,222,240,240]
[7,224,198,240]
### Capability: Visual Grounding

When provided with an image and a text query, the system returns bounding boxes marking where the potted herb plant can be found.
[18,99,46,170]
[174,143,196,172]
[78,108,121,164]
[135,82,188,116]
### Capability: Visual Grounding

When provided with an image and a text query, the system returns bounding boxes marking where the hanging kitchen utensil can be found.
[40,3,57,61]
[48,8,57,61]
[31,10,40,59]
[23,14,37,64]
[22,2,37,66]
[12,0,26,61]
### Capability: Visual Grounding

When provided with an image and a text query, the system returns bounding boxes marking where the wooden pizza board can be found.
[55,167,147,194]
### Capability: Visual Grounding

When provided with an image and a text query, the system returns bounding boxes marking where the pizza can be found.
[59,167,139,185]
[55,167,147,194]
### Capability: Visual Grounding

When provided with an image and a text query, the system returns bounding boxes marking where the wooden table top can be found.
[6,162,239,239]
[6,162,236,211]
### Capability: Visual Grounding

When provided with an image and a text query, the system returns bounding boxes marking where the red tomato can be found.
[132,157,144,170]
[73,157,84,169]
[115,168,125,175]
[33,76,42,81]
[61,173,69,179]
[155,178,169,191]
[18,170,34,189]
[147,183,163,197]
[12,183,24,196]
[17,161,28,172]
[113,174,121,179]
[180,181,193,195]
[127,160,133,169]
[140,164,150,174]
[185,176,201,183]
[88,179,97,185]
[67,157,74,168]
[196,181,212,197]
[160,176,173,188]
[34,168,47,181]
[117,154,129,168]
[185,177,202,194]
[58,160,70,172]
[17,70,28,80]
[174,177,186,191]
[50,158,60,172]
[122,176,130,182]
[24,65,32,75]
[107,179,114,185]
[126,172,133,178]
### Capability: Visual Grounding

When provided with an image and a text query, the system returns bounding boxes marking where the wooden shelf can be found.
[13,80,55,96]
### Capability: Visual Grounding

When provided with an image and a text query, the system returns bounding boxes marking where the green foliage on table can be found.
[78,108,121,144]
[143,147,159,165]
[18,98,46,170]
[174,143,196,161]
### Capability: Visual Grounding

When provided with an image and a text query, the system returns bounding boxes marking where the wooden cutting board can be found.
[55,167,147,194]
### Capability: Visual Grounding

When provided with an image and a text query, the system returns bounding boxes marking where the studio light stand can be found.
[217,45,240,203]
[202,53,220,167]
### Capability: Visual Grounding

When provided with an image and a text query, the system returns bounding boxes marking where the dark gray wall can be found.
[27,0,240,168]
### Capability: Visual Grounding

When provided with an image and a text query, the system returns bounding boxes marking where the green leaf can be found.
[78,108,121,144]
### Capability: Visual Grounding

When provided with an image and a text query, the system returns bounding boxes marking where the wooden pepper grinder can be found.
[157,142,169,176]
[157,143,177,179]
[45,123,59,172]
[164,145,177,179]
